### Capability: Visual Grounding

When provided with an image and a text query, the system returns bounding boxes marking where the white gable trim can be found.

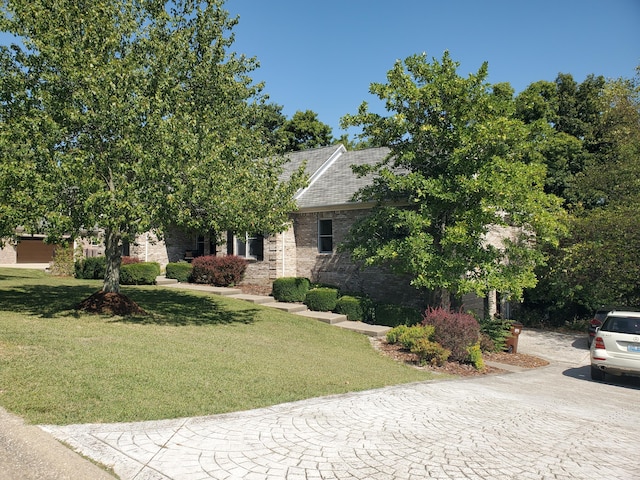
[293,144,347,201]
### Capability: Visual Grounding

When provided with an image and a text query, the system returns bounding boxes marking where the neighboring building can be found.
[0,231,58,265]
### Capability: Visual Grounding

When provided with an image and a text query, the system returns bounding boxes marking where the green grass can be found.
[0,268,434,425]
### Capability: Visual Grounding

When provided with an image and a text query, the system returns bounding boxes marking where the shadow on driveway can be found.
[563,364,640,390]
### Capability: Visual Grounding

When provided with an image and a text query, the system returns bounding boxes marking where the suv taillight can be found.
[594,337,606,350]
[590,319,602,327]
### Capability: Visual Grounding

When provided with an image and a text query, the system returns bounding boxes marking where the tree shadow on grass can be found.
[0,284,260,326]
[0,284,96,318]
[118,288,260,326]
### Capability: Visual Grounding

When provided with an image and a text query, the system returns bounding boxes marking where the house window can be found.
[196,234,216,257]
[318,219,333,253]
[227,232,264,261]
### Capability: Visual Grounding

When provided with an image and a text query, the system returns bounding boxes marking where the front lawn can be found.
[0,268,433,425]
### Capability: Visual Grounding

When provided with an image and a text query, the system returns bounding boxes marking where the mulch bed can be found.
[76,291,147,316]
[240,283,551,377]
[370,338,549,377]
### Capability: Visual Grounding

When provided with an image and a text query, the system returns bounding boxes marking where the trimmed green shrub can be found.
[190,255,247,286]
[166,262,193,283]
[410,338,451,366]
[466,343,485,370]
[271,277,311,302]
[386,324,434,349]
[304,287,339,312]
[75,256,106,279]
[422,307,480,362]
[120,262,159,285]
[334,295,373,322]
[373,303,422,327]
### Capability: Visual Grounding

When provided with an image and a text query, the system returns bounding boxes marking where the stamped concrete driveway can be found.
[43,330,639,480]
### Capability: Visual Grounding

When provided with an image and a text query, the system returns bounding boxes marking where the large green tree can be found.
[0,0,305,296]
[340,52,565,307]
[526,73,640,317]
[281,110,333,152]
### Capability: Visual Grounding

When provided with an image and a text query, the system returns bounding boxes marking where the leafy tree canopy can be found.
[281,110,333,152]
[0,0,306,294]
[526,72,640,319]
[340,52,566,305]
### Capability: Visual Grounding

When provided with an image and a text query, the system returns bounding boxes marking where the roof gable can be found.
[283,145,389,211]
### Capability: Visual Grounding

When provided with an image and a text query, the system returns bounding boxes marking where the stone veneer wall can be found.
[130,227,195,268]
[0,242,17,263]
[239,226,297,287]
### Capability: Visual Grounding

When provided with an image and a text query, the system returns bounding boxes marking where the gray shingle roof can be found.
[282,145,390,211]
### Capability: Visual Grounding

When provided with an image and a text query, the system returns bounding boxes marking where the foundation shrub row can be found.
[75,256,159,285]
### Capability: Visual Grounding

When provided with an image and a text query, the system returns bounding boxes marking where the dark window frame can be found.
[318,219,333,253]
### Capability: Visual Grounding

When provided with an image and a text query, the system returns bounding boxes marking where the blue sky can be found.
[227,0,640,138]
[1,1,637,140]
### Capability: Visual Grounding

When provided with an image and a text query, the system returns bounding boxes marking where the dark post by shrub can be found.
[190,255,247,287]
[120,262,160,285]
[271,277,311,302]
[421,307,480,362]
[304,287,339,312]
[165,262,193,283]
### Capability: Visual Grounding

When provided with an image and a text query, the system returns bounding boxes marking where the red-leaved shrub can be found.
[121,256,141,265]
[190,255,247,287]
[421,307,480,362]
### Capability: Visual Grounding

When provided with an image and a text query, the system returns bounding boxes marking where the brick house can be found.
[136,144,488,311]
[1,144,494,313]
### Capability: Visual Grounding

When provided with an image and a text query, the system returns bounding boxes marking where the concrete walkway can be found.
[161,279,392,338]
[38,330,640,480]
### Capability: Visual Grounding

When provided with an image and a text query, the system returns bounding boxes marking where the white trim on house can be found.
[293,144,347,201]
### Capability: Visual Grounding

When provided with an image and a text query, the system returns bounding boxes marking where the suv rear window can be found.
[601,316,640,335]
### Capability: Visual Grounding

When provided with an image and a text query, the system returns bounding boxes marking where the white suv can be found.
[590,311,640,381]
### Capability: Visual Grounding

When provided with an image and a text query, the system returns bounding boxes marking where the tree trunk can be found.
[103,228,122,293]
[486,289,498,319]
[439,288,451,311]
